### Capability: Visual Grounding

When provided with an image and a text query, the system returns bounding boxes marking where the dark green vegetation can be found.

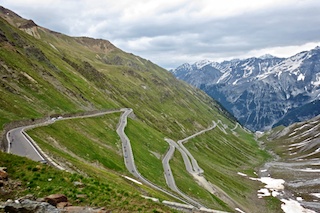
[0,7,273,212]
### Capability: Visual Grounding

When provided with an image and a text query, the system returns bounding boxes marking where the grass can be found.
[125,118,169,188]
[25,111,273,212]
[170,149,232,211]
[0,152,176,212]
[27,113,126,173]
[169,120,272,212]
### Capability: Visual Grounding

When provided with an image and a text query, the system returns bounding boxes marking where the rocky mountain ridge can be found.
[172,47,320,131]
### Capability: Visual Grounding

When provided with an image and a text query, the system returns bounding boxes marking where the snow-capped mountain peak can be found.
[259,54,275,59]
[193,59,211,69]
[171,47,320,131]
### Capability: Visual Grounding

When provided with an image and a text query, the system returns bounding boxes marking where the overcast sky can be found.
[2,0,320,69]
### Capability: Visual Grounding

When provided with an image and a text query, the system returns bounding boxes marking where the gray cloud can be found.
[2,0,320,69]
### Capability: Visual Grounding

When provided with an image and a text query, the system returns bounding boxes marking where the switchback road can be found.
[6,108,227,211]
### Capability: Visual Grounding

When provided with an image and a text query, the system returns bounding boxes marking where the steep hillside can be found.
[0,6,271,212]
[0,6,232,141]
[259,115,320,212]
[172,49,320,131]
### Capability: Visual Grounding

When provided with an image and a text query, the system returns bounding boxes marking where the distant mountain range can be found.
[171,47,320,131]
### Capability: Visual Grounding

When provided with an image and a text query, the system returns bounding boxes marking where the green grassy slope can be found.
[0,7,273,212]
[0,152,176,213]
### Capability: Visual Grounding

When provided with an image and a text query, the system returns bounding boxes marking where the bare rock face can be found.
[19,19,38,29]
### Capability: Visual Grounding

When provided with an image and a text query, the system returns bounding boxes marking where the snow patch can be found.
[250,177,285,198]
[232,79,240,85]
[312,73,320,87]
[258,177,285,190]
[194,59,211,69]
[257,188,270,198]
[311,193,320,198]
[122,175,142,185]
[235,207,246,213]
[299,168,320,172]
[141,195,159,202]
[281,199,316,213]
[237,172,247,177]
[297,73,305,81]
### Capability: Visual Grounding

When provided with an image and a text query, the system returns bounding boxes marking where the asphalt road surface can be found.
[7,126,45,162]
[6,110,122,162]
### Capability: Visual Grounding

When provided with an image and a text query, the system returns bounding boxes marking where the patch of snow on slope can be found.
[235,208,246,213]
[257,52,307,80]
[250,176,285,198]
[243,65,254,78]
[233,79,240,85]
[297,73,305,81]
[237,172,247,177]
[281,199,316,213]
[311,193,320,198]
[217,71,231,83]
[194,59,211,69]
[312,73,320,87]
[259,177,285,190]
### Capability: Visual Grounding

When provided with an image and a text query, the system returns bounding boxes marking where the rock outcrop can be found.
[2,195,110,213]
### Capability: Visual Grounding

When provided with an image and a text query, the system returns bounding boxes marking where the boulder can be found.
[44,194,67,207]
[4,199,60,213]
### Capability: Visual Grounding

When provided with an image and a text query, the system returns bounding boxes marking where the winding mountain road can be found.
[7,126,45,162]
[116,109,198,207]
[162,121,246,212]
[162,138,205,208]
[6,108,228,211]
[177,121,217,174]
[162,122,218,208]
[7,110,122,162]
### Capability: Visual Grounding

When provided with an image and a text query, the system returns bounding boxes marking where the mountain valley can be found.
[0,6,271,213]
[0,5,319,213]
